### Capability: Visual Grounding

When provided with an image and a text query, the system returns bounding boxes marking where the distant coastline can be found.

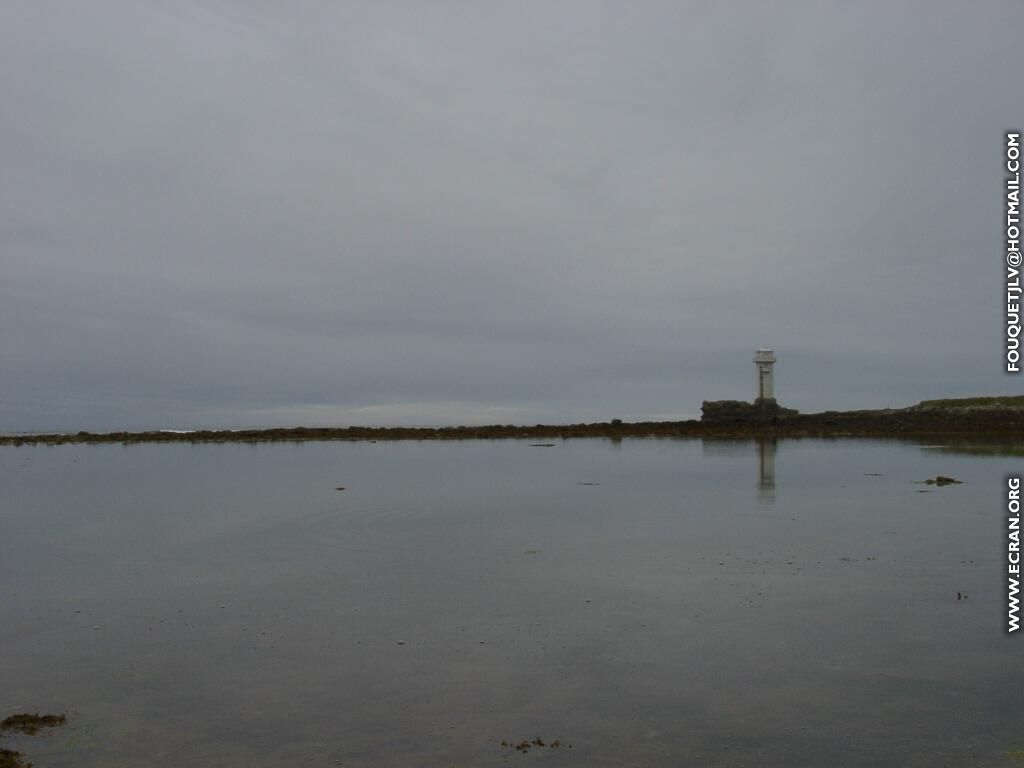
[3,397,1023,445]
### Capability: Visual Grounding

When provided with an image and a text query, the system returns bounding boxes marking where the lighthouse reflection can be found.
[700,437,778,504]
[756,436,777,504]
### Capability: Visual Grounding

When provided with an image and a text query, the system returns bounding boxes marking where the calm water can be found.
[1,437,1021,767]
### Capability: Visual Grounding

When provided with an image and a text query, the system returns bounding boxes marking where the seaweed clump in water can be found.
[501,737,567,753]
[0,714,66,736]
[0,713,67,767]
[0,748,28,768]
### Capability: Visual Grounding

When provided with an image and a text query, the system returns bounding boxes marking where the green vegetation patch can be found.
[912,395,1024,410]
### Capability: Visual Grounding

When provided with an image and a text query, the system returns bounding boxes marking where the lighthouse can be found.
[700,348,796,421]
[754,348,776,405]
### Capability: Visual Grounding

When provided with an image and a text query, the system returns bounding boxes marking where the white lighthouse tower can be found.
[753,348,776,405]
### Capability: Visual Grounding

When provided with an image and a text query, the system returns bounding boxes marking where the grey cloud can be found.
[2,1,1021,430]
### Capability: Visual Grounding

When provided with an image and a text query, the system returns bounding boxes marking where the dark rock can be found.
[924,476,962,486]
[701,399,799,422]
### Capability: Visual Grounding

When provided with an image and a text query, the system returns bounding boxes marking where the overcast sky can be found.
[2,1,1021,431]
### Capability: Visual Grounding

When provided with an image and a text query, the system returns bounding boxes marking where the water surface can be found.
[1,437,1020,766]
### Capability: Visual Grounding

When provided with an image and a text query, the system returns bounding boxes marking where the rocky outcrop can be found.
[701,399,799,422]
[2,397,1022,445]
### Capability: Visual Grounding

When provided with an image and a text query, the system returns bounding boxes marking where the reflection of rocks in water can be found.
[917,440,1024,458]
[700,437,756,459]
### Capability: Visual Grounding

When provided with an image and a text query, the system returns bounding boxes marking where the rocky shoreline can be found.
[2,399,1022,445]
